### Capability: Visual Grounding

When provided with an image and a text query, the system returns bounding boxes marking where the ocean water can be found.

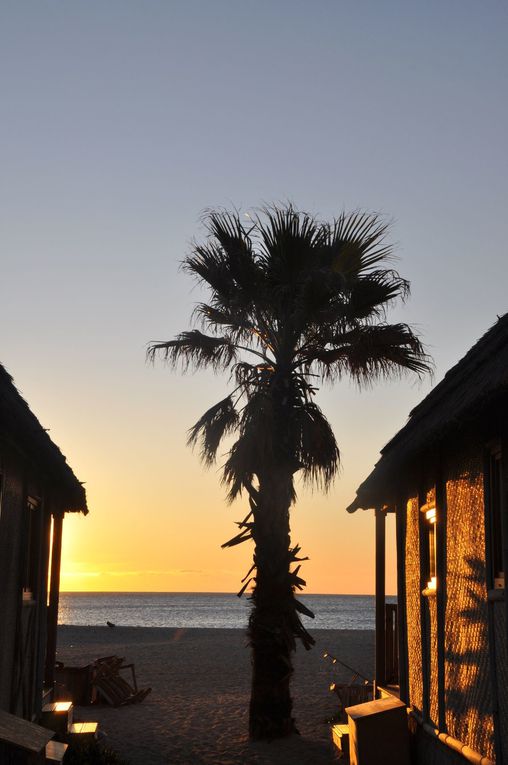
[58,592,396,630]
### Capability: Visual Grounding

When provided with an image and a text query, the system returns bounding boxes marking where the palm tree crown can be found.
[149,205,428,497]
[148,204,431,738]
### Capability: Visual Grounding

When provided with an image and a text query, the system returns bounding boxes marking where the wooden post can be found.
[395,501,409,704]
[501,436,508,700]
[418,489,430,722]
[45,512,63,688]
[485,446,504,763]
[435,472,447,733]
[33,500,51,719]
[375,507,386,691]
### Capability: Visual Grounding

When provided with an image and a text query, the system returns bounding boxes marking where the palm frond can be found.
[308,323,432,384]
[255,204,326,278]
[186,211,261,304]
[308,269,410,330]
[184,242,233,296]
[222,434,258,502]
[187,396,239,465]
[324,211,393,276]
[291,401,340,489]
[147,330,238,372]
[193,303,256,345]
[222,390,275,501]
[345,269,410,319]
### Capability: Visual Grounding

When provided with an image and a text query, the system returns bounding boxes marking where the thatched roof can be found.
[348,313,508,513]
[0,363,87,514]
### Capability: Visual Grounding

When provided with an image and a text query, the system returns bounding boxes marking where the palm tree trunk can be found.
[248,467,297,739]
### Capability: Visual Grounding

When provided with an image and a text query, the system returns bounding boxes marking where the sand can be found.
[56,626,374,765]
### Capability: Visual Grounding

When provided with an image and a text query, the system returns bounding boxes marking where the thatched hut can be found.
[348,315,508,764]
[0,363,87,723]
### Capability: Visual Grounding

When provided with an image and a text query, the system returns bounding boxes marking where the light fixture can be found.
[427,575,437,590]
[425,507,436,523]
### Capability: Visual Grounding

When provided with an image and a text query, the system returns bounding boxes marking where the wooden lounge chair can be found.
[92,655,151,707]
[329,682,373,723]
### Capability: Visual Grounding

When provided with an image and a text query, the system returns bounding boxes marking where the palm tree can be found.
[148,204,431,739]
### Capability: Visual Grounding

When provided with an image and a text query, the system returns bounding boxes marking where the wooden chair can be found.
[92,655,151,707]
[330,682,373,723]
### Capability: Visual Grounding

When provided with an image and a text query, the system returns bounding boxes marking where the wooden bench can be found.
[0,708,54,764]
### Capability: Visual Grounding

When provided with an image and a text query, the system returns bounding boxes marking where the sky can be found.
[1,1,507,595]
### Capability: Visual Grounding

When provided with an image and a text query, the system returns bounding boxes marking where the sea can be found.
[58,593,396,631]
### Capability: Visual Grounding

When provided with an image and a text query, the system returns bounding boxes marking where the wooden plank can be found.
[347,695,406,718]
[375,508,386,690]
[483,447,503,763]
[0,709,53,753]
[45,512,63,687]
[34,504,52,720]
[435,469,447,732]
[417,487,430,723]
[501,433,508,765]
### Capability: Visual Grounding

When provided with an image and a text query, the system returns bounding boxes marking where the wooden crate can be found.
[346,697,409,765]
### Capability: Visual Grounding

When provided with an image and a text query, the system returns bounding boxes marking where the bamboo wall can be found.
[405,496,423,714]
[404,449,499,762]
[444,454,494,760]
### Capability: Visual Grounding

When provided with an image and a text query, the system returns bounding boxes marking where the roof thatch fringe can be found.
[348,313,508,512]
[0,363,87,514]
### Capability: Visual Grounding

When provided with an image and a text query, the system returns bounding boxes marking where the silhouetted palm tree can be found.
[148,204,430,739]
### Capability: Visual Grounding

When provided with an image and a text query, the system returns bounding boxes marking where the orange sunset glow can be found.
[59,446,398,595]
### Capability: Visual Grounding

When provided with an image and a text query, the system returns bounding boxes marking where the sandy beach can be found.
[56,626,374,765]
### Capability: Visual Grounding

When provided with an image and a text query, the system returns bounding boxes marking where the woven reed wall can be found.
[493,600,508,761]
[406,495,423,714]
[444,452,494,760]
[428,594,439,728]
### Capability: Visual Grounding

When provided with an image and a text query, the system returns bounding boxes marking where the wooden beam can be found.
[418,488,430,722]
[375,508,386,690]
[501,435,508,687]
[485,445,504,763]
[45,512,63,688]
[435,469,447,733]
[33,499,51,719]
[395,500,409,704]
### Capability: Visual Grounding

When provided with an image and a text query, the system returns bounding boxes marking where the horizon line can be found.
[60,590,397,597]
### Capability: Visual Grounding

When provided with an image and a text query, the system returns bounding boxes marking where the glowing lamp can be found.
[425,507,436,523]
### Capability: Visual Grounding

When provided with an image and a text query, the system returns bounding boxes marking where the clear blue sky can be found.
[1,1,507,593]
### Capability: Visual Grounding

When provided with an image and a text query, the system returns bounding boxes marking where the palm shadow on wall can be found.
[443,554,494,759]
